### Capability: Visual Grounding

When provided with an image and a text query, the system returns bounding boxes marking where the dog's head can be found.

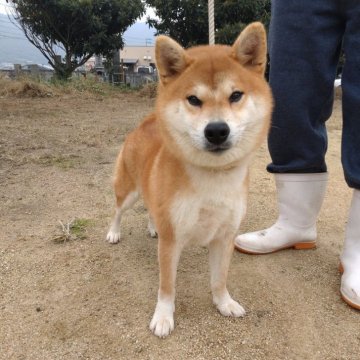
[155,22,273,169]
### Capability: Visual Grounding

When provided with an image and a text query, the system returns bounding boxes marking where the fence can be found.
[124,72,158,88]
[107,71,158,88]
[0,65,159,88]
[0,64,54,81]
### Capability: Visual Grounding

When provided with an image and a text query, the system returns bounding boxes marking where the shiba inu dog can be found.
[106,22,272,338]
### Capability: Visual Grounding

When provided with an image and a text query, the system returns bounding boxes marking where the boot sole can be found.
[234,241,316,255]
[339,263,360,311]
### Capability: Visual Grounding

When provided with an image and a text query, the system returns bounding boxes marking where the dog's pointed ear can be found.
[155,36,189,84]
[232,22,267,75]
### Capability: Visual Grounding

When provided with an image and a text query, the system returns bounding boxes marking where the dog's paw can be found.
[150,314,174,338]
[149,301,175,338]
[148,229,158,238]
[106,230,121,244]
[216,298,246,318]
[147,219,158,238]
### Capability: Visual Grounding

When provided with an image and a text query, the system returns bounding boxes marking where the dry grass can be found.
[33,154,81,170]
[0,73,134,98]
[138,82,158,98]
[52,218,93,243]
[1,91,357,360]
[0,74,54,97]
[51,75,120,96]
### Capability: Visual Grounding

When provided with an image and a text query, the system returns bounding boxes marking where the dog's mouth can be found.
[205,142,232,154]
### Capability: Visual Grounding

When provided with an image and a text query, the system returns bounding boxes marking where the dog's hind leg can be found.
[106,153,139,244]
[106,191,138,243]
[147,215,158,238]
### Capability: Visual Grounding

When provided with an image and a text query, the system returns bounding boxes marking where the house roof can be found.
[122,58,138,65]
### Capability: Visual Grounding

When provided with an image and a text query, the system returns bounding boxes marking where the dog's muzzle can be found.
[204,122,231,153]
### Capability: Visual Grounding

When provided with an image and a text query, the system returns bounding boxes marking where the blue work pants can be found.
[267,0,360,189]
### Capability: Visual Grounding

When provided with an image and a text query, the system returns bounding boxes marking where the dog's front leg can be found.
[150,237,180,338]
[208,238,246,317]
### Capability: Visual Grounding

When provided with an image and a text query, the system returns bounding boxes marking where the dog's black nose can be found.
[204,122,230,145]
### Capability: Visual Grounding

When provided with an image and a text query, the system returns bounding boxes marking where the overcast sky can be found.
[0,1,156,21]
[0,0,9,15]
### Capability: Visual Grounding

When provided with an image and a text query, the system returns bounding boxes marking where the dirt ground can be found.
[1,89,359,360]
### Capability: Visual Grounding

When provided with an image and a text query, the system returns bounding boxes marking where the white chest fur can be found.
[170,162,249,247]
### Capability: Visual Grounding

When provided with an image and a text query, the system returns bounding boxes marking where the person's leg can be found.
[267,0,344,173]
[341,2,360,190]
[235,0,344,254]
[339,1,360,309]
[341,190,360,309]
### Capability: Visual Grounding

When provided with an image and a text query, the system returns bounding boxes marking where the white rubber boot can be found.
[340,190,360,310]
[235,173,328,254]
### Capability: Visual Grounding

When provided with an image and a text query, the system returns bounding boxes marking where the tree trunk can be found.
[53,52,74,81]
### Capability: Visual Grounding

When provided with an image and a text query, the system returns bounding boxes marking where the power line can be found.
[0,32,153,44]
[0,18,15,24]
[123,35,154,40]
[0,35,153,45]
[0,32,23,38]
[0,34,27,40]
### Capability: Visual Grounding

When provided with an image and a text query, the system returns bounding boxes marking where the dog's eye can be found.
[187,95,202,107]
[229,91,243,103]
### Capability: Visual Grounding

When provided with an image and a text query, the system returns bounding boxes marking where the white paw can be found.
[106,230,121,244]
[147,219,158,238]
[216,298,246,318]
[149,301,174,338]
[148,229,158,238]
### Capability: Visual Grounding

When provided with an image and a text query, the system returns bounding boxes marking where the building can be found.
[0,63,54,80]
[120,46,155,72]
[86,45,156,74]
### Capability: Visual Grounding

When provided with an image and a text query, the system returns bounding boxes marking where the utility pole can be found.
[208,0,215,45]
